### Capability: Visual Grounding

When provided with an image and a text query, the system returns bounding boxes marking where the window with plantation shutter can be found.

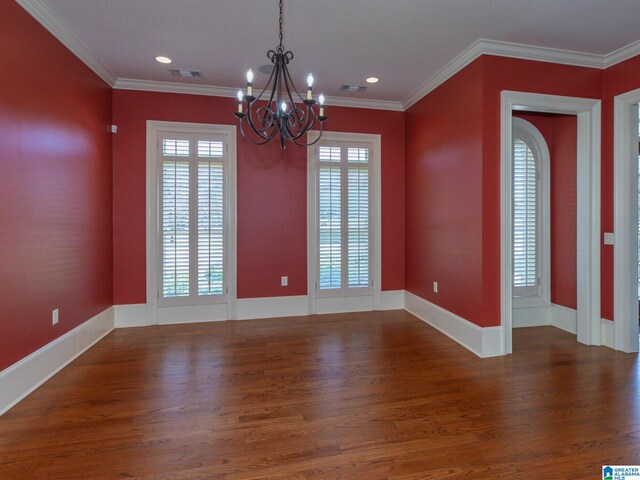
[159,133,228,305]
[513,136,539,298]
[316,141,371,297]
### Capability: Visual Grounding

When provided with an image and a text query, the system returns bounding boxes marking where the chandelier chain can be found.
[277,0,284,53]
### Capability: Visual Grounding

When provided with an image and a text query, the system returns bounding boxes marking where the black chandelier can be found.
[234,0,327,149]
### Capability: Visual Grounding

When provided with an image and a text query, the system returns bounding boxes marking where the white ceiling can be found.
[34,0,640,104]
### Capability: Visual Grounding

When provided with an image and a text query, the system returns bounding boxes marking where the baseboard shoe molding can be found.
[237,295,309,320]
[0,307,114,416]
[601,318,615,349]
[404,291,503,358]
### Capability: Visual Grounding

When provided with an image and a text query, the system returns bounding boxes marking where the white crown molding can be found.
[478,38,604,68]
[325,95,404,112]
[114,78,239,98]
[114,78,404,111]
[15,0,640,112]
[402,39,606,110]
[604,38,640,68]
[402,40,485,110]
[16,0,116,87]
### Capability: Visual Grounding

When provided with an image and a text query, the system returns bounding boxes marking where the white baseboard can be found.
[550,304,578,334]
[404,291,503,358]
[513,306,551,328]
[157,303,228,325]
[0,307,114,416]
[316,295,374,314]
[237,295,308,320]
[601,318,615,349]
[379,290,405,310]
[512,303,578,334]
[114,303,149,328]
[115,290,406,326]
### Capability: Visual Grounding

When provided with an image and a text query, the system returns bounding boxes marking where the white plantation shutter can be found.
[319,161,342,289]
[197,141,224,296]
[162,142,190,297]
[159,134,227,305]
[347,148,369,287]
[317,142,371,295]
[513,137,539,296]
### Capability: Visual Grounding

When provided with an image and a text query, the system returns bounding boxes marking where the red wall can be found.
[481,56,602,325]
[405,59,485,325]
[601,54,640,320]
[0,3,113,371]
[406,55,602,327]
[112,91,405,303]
[513,112,577,310]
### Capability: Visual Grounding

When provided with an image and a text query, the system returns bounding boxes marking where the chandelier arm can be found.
[244,107,268,139]
[243,104,277,138]
[256,106,278,134]
[263,61,280,122]
[254,59,278,103]
[238,118,276,145]
[244,59,279,136]
[283,61,306,103]
[286,108,304,134]
[286,106,313,141]
[245,99,274,138]
[291,122,325,147]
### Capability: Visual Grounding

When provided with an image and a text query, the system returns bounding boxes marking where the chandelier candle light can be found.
[234,0,327,148]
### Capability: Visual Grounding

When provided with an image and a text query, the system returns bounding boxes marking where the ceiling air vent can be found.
[170,69,202,78]
[340,84,367,93]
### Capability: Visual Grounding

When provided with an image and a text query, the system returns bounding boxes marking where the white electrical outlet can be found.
[433,281,438,293]
[281,276,288,287]
[52,308,59,325]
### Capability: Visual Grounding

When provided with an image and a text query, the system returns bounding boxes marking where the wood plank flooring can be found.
[1,310,639,479]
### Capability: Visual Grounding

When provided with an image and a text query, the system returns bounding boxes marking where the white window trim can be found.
[146,121,237,325]
[307,131,382,314]
[512,117,551,309]
[501,91,601,355]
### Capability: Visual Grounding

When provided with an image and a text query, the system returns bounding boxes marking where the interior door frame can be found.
[613,88,640,353]
[501,91,601,354]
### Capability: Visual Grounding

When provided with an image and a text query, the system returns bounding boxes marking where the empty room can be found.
[2,0,640,478]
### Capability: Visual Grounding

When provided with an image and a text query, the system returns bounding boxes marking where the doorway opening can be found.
[501,91,601,355]
[511,113,581,340]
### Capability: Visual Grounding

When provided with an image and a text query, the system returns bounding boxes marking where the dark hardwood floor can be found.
[1,311,639,479]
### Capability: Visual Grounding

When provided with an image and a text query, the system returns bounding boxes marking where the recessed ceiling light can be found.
[366,77,380,84]
[155,56,172,64]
